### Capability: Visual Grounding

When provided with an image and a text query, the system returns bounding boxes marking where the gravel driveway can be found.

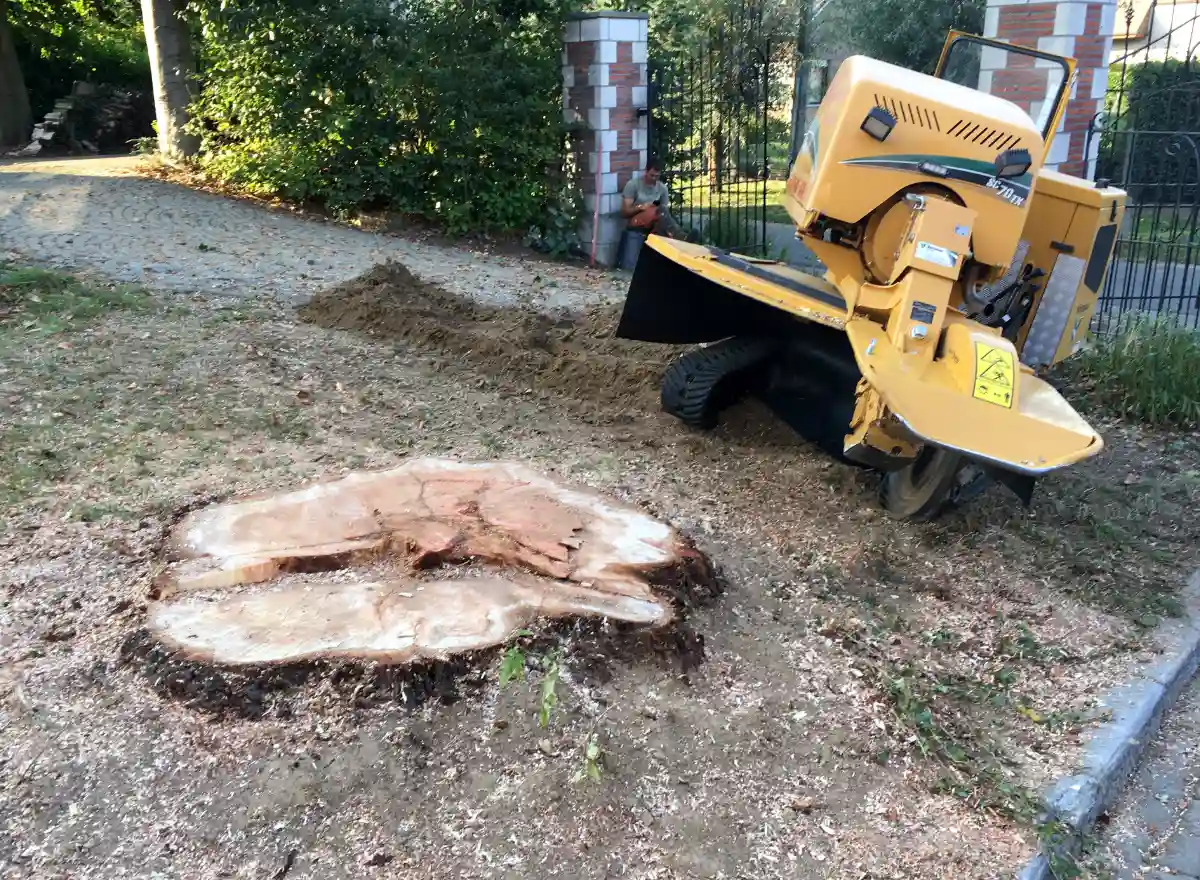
[0,155,625,309]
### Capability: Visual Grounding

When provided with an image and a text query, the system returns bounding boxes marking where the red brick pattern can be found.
[996,3,1056,46]
[1074,37,1108,69]
[610,150,642,173]
[609,106,640,130]
[990,1,1115,176]
[611,57,645,118]
[1063,69,1097,133]
[992,67,1057,115]
[564,18,649,225]
[567,86,593,110]
[610,62,644,86]
[566,42,594,77]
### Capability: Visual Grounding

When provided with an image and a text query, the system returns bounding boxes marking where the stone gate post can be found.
[562,10,650,266]
[982,0,1120,178]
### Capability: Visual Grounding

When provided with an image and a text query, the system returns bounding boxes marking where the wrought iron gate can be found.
[646,1,786,257]
[1090,0,1200,331]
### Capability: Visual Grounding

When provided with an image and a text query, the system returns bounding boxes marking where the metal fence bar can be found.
[644,0,776,257]
[1093,0,1200,333]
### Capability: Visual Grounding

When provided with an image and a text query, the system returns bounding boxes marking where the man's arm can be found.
[620,180,651,218]
[657,184,684,237]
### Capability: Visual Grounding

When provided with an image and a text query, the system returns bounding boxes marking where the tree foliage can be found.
[588,0,799,56]
[187,0,574,233]
[8,0,148,117]
[820,0,984,74]
[589,0,798,201]
[1099,60,1200,202]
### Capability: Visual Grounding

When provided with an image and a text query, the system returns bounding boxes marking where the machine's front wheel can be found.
[879,447,964,521]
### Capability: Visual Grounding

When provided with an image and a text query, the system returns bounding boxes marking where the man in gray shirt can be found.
[620,156,684,238]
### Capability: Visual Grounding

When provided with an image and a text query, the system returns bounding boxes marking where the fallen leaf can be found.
[790,796,817,814]
[1017,705,1044,723]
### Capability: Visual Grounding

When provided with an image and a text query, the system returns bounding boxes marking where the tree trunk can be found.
[708,124,726,192]
[141,0,199,159]
[0,0,32,148]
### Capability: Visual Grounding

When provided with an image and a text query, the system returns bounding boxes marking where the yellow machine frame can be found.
[934,31,1077,163]
[616,31,1126,517]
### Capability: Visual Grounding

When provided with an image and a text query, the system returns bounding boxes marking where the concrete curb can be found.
[1018,572,1200,879]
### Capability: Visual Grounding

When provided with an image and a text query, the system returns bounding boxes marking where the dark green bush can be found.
[1098,60,1200,202]
[1067,316,1200,429]
[188,0,573,233]
[10,0,149,118]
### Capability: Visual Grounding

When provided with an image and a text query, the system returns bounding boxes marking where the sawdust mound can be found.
[297,261,678,411]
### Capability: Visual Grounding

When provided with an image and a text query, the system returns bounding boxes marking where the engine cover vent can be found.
[874,94,940,131]
[948,119,1022,152]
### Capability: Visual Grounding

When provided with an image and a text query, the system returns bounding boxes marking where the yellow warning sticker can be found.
[973,342,1015,408]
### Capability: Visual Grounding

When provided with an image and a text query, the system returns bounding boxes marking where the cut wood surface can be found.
[149,459,695,665]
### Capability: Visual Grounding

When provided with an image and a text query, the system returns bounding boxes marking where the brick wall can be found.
[983,0,1118,178]
[562,12,649,266]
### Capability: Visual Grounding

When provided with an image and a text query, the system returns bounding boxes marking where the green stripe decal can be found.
[841,154,1032,206]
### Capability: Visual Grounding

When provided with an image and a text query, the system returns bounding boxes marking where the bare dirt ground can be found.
[2,166,1199,879]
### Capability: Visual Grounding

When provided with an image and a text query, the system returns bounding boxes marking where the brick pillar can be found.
[983,0,1118,178]
[562,11,649,266]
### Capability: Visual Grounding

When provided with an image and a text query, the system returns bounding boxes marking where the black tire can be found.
[660,337,777,429]
[879,447,964,521]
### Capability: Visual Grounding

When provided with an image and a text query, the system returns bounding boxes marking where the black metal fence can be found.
[1090,1,1200,332]
[646,1,788,257]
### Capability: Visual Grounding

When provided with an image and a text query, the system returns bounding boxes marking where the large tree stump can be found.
[146,459,714,668]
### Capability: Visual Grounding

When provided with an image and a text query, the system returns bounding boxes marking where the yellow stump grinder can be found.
[616,32,1126,520]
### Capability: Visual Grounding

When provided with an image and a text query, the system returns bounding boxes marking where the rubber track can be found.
[660,337,777,429]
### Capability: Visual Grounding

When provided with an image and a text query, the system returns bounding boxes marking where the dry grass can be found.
[0,264,302,521]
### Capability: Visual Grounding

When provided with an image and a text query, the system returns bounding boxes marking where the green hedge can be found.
[1068,316,1200,429]
[1098,60,1200,201]
[10,0,149,118]
[188,0,574,234]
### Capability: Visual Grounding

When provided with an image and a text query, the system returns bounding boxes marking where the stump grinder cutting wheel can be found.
[616,31,1125,520]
